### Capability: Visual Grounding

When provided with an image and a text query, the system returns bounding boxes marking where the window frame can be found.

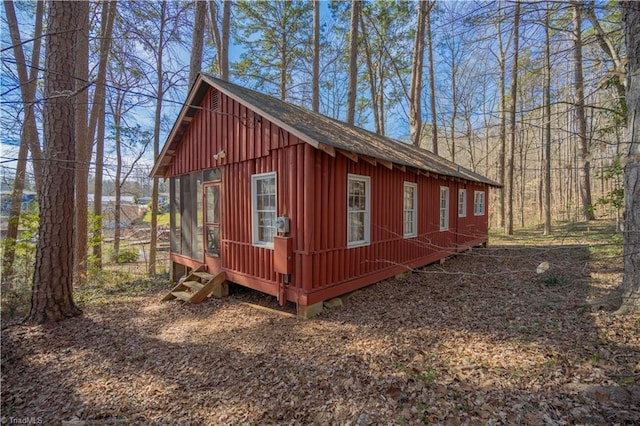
[474,190,486,216]
[458,188,467,218]
[251,171,277,248]
[440,186,449,231]
[347,174,371,247]
[403,182,417,238]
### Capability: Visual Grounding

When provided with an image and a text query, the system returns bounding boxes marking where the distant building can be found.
[0,191,37,216]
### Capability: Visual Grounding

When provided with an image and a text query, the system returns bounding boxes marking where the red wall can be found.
[168,88,489,305]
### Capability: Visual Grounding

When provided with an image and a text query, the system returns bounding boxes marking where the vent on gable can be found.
[211,89,219,111]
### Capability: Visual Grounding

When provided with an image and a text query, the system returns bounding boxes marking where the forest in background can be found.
[1,0,638,321]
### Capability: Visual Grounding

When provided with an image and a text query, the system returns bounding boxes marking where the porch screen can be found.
[170,177,181,252]
[170,171,204,261]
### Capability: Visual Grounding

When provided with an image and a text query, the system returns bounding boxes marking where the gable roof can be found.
[151,73,500,187]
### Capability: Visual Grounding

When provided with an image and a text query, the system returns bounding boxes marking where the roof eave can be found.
[150,74,209,179]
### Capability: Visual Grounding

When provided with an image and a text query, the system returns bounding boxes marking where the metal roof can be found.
[151,73,500,187]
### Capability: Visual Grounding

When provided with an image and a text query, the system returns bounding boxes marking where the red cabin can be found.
[151,74,499,317]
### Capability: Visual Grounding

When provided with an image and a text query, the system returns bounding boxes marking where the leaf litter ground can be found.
[2,224,639,425]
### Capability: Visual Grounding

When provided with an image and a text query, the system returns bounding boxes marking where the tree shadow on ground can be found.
[1,243,638,424]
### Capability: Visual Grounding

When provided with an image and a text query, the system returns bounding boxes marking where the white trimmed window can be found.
[403,182,417,238]
[458,189,467,218]
[251,172,277,247]
[440,186,449,231]
[474,190,486,216]
[347,174,370,247]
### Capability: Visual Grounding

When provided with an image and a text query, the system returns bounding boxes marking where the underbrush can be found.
[1,270,169,321]
[75,273,169,307]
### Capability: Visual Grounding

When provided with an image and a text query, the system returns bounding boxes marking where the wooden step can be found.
[192,271,215,280]
[181,281,204,291]
[171,291,193,302]
[189,272,227,303]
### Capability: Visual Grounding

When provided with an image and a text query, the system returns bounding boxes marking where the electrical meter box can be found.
[274,236,293,274]
[275,216,290,234]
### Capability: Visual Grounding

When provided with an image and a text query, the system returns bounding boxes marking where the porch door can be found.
[204,182,222,266]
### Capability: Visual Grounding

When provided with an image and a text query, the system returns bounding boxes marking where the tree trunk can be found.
[189,0,207,88]
[312,0,320,112]
[618,1,640,314]
[410,0,427,147]
[572,2,596,221]
[113,110,123,260]
[346,0,360,125]
[506,2,520,236]
[2,140,28,288]
[90,0,117,268]
[73,0,90,285]
[449,54,457,163]
[360,15,381,134]
[2,0,44,282]
[92,106,107,267]
[149,1,167,275]
[426,2,437,154]
[543,2,553,235]
[28,0,82,324]
[280,30,287,101]
[497,17,508,229]
[3,1,44,196]
[221,0,231,80]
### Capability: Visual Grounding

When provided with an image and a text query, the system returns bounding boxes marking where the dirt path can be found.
[2,243,638,425]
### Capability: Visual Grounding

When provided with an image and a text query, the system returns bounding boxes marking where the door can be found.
[204,182,222,270]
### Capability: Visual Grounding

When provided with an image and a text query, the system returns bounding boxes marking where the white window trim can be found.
[403,182,417,238]
[347,174,371,248]
[251,172,277,248]
[458,189,467,218]
[474,190,486,216]
[440,186,449,231]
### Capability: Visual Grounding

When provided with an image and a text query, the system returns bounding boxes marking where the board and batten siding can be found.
[167,88,489,305]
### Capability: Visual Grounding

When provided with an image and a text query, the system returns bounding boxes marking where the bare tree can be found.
[28,0,82,323]
[189,0,207,87]
[73,0,90,285]
[2,0,44,282]
[618,1,640,313]
[346,0,360,125]
[312,0,320,112]
[206,0,231,79]
[426,1,437,154]
[543,2,552,235]
[409,1,428,147]
[506,2,520,236]
[494,3,513,228]
[571,1,596,220]
[91,0,118,268]
[221,0,230,80]
[360,14,382,134]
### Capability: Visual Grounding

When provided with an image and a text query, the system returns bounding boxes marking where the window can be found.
[440,186,449,231]
[458,189,467,218]
[347,174,370,247]
[403,182,417,238]
[474,190,486,216]
[204,168,221,182]
[252,172,277,247]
